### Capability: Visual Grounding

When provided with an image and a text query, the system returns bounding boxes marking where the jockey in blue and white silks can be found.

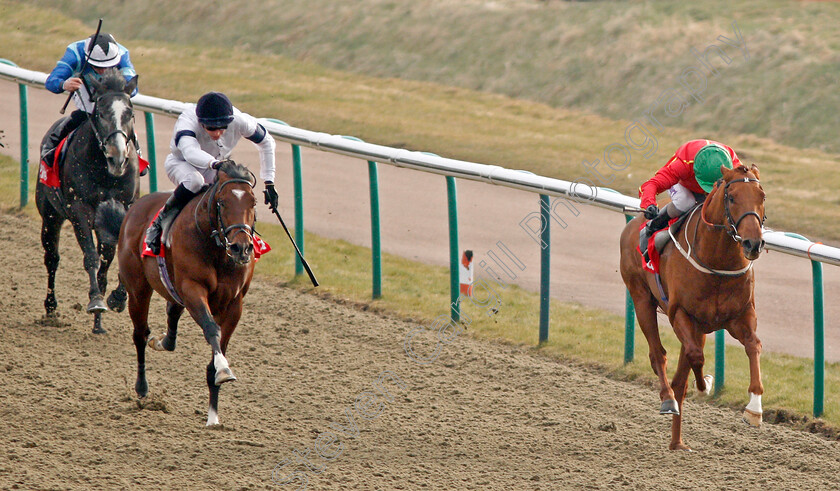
[45,32,137,113]
[42,33,138,167]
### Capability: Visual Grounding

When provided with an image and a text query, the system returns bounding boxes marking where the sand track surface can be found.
[2,212,840,489]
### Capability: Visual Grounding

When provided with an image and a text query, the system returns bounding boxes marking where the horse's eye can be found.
[727,196,735,203]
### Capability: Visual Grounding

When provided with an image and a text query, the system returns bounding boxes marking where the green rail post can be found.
[812,259,825,417]
[143,112,158,193]
[539,194,551,344]
[784,232,825,417]
[1,59,28,208]
[624,214,635,364]
[341,136,382,299]
[267,119,304,276]
[714,330,725,396]
[446,176,460,323]
[368,160,382,299]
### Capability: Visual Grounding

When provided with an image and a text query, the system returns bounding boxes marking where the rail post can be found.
[267,119,305,277]
[342,136,383,299]
[0,59,28,208]
[539,194,551,344]
[143,112,158,193]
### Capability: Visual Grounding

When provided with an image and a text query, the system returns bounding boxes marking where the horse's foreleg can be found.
[669,346,692,451]
[727,310,764,426]
[68,211,106,314]
[40,215,63,315]
[188,301,236,387]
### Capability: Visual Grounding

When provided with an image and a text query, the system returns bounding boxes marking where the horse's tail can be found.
[95,199,127,246]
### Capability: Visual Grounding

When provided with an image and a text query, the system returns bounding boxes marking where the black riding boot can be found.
[41,110,88,167]
[639,205,676,262]
[145,184,198,255]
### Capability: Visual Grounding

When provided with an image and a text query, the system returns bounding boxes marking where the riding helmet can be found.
[85,33,121,68]
[693,144,733,192]
[196,92,235,126]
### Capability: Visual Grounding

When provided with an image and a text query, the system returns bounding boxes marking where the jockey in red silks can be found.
[638,139,741,262]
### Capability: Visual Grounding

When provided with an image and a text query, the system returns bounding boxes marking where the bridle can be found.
[701,177,766,242]
[90,92,133,163]
[667,176,765,277]
[196,170,257,265]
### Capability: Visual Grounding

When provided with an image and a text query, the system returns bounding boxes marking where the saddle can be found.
[641,207,696,274]
[38,130,77,188]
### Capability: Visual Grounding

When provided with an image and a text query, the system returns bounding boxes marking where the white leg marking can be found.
[206,406,219,426]
[746,392,762,414]
[213,352,230,372]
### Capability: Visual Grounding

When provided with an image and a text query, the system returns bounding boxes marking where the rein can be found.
[194,172,257,265]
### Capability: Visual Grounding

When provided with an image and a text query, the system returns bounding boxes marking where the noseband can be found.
[200,176,257,265]
[702,177,765,242]
[91,93,133,163]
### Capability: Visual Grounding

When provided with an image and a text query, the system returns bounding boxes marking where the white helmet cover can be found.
[84,33,120,68]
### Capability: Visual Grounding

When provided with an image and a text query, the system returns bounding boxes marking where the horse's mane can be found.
[216,159,255,184]
[97,68,127,93]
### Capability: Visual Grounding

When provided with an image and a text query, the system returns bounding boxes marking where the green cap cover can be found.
[693,144,733,192]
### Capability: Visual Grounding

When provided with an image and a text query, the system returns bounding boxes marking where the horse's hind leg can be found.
[629,286,677,414]
[149,302,183,352]
[129,283,153,398]
[669,346,693,451]
[40,214,64,316]
[106,280,128,312]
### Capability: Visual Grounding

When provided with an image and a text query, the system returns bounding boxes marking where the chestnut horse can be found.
[117,160,257,426]
[619,164,766,450]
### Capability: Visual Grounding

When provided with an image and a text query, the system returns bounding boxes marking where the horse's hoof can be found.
[107,290,127,312]
[660,399,680,415]
[694,374,714,395]
[135,381,148,399]
[214,367,237,386]
[669,443,693,451]
[148,336,165,351]
[92,325,108,334]
[87,297,107,314]
[743,409,762,427]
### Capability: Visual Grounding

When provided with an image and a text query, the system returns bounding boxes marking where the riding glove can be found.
[644,205,659,220]
[264,182,279,210]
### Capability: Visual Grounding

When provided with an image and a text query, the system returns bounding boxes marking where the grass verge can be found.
[1,1,840,244]
[4,150,839,438]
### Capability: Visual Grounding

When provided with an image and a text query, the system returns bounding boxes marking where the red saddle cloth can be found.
[141,207,271,260]
[637,218,678,274]
[39,136,150,189]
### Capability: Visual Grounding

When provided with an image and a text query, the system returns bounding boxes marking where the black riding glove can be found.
[264,182,278,211]
[644,205,659,220]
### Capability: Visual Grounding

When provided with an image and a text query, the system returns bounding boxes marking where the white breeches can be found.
[165,156,217,193]
[668,183,704,213]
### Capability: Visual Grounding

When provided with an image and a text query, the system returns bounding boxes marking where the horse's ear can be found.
[749,164,761,180]
[124,75,138,96]
[720,165,734,180]
[88,76,104,98]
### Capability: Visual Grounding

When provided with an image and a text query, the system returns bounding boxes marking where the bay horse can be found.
[117,160,257,426]
[619,164,766,450]
[36,68,139,334]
